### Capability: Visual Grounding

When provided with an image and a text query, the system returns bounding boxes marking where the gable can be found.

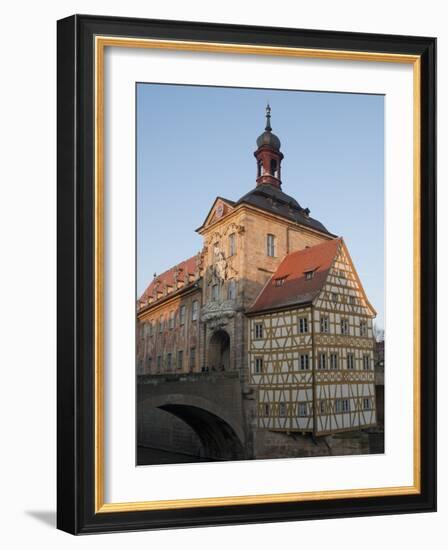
[313,241,376,317]
[196,197,235,232]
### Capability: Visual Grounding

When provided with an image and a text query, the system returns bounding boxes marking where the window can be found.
[166,353,172,371]
[332,292,338,302]
[257,159,263,177]
[270,158,278,177]
[298,403,307,417]
[330,353,338,370]
[318,353,327,370]
[189,347,196,370]
[347,353,355,370]
[349,296,357,305]
[177,350,183,370]
[279,402,286,417]
[304,270,314,280]
[191,300,198,321]
[156,355,162,372]
[363,398,372,410]
[263,403,270,417]
[211,284,219,301]
[228,233,236,256]
[300,354,309,370]
[335,399,350,413]
[254,323,263,339]
[169,310,175,330]
[159,316,164,333]
[320,316,329,333]
[274,277,286,287]
[341,318,349,335]
[363,354,370,370]
[298,317,308,333]
[148,321,153,337]
[227,279,236,300]
[179,305,186,325]
[254,356,263,374]
[267,234,276,257]
[319,400,326,414]
[360,319,368,336]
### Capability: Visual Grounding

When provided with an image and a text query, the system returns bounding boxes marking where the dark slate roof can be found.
[248,238,342,314]
[236,184,334,236]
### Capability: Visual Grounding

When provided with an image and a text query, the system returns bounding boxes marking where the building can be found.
[137,105,377,458]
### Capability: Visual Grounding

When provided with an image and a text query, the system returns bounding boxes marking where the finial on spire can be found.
[265,103,272,132]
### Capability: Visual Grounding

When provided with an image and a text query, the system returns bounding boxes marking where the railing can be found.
[137,370,240,384]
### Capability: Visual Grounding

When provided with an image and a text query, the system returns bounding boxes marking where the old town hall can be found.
[137,106,378,461]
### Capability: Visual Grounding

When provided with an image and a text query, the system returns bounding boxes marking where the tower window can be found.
[270,159,278,177]
[267,234,276,257]
[257,159,263,177]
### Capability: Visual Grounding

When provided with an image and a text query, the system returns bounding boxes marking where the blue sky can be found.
[137,84,384,330]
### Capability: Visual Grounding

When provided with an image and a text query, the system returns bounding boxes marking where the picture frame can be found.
[57,14,436,534]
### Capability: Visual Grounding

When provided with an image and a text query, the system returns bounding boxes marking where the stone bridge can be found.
[137,371,249,460]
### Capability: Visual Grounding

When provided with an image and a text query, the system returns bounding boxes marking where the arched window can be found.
[270,159,278,177]
[257,159,263,177]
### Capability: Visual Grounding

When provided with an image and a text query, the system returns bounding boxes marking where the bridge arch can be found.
[141,393,245,460]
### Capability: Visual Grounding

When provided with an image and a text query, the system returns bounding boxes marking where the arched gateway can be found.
[207,329,230,371]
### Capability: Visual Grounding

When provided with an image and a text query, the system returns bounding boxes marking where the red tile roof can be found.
[248,238,342,314]
[139,254,199,303]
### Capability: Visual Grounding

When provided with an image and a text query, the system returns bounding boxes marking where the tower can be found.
[254,104,284,188]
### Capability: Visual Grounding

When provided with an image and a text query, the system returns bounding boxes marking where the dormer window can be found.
[304,270,314,280]
[274,276,287,287]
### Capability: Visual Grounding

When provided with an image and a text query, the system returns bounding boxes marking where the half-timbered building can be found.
[247,237,377,435]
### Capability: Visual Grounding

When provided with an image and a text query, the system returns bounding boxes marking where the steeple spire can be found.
[265,103,272,132]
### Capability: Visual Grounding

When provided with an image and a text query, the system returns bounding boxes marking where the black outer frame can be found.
[57,14,436,535]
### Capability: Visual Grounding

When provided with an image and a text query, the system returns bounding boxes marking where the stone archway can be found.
[208,329,230,371]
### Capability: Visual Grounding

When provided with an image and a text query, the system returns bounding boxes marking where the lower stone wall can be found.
[138,407,204,458]
[253,429,377,459]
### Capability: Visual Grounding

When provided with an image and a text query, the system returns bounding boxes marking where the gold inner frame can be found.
[94,36,421,513]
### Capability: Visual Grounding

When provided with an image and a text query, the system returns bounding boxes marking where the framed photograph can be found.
[57,14,436,534]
